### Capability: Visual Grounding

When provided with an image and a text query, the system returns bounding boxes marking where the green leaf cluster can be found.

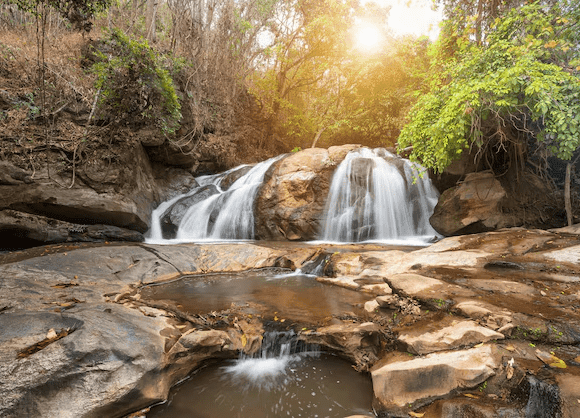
[399,1,580,173]
[91,29,181,134]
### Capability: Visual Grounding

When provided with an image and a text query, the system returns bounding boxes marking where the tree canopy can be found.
[399,0,580,174]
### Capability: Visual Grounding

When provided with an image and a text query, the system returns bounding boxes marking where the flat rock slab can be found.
[398,320,504,355]
[371,345,499,408]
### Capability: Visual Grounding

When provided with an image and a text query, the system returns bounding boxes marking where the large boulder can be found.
[254,144,359,240]
[429,171,511,236]
[371,345,499,409]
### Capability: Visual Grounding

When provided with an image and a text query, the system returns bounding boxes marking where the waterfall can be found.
[147,155,282,243]
[320,148,439,243]
[148,147,439,245]
[223,331,318,390]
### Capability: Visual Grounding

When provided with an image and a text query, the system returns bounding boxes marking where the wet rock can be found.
[219,164,254,191]
[254,144,360,240]
[167,329,243,361]
[398,320,504,355]
[300,322,380,371]
[372,345,499,409]
[524,376,562,418]
[153,165,198,202]
[430,171,512,236]
[159,184,219,238]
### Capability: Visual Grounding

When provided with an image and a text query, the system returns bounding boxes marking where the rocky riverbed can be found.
[1,227,580,418]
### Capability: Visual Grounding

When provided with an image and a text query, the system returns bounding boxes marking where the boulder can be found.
[371,345,499,409]
[429,171,512,236]
[254,144,360,240]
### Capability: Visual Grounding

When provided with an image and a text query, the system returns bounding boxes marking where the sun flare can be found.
[354,24,383,53]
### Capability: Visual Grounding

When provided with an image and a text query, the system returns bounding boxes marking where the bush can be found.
[91,28,182,134]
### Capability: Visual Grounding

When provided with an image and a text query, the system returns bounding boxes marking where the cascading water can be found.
[147,155,282,243]
[320,147,439,243]
[146,331,374,417]
[147,147,439,244]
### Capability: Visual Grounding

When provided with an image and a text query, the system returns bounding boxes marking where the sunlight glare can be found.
[354,24,383,53]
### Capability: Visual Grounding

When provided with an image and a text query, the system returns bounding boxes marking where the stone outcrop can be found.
[254,144,359,240]
[0,146,198,248]
[429,171,511,236]
[0,209,143,247]
[371,345,499,408]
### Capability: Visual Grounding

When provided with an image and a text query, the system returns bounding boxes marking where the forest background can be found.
[0,0,579,224]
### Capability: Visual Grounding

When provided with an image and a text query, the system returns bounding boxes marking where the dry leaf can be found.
[463,393,479,399]
[241,334,247,348]
[535,349,567,369]
[504,344,516,352]
[473,342,484,348]
[408,412,425,417]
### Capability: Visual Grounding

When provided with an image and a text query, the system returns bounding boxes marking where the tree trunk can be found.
[311,126,327,148]
[565,162,572,226]
[146,0,158,43]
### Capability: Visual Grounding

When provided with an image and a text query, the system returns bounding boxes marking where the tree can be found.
[399,1,580,176]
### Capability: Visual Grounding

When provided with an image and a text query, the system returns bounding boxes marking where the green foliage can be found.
[91,29,182,134]
[399,1,580,173]
[9,0,111,30]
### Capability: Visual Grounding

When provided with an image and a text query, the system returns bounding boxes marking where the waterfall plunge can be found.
[319,148,439,243]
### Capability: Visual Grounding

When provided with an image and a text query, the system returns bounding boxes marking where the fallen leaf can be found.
[574,356,580,363]
[473,342,484,348]
[503,344,516,352]
[241,334,247,348]
[408,412,424,417]
[274,316,279,321]
[463,393,479,399]
[536,349,567,369]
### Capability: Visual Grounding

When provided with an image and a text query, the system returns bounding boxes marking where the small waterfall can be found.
[224,331,318,390]
[147,155,282,242]
[320,148,439,243]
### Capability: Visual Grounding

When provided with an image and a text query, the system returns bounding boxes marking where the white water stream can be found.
[147,156,282,243]
[147,147,440,245]
[320,148,439,243]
